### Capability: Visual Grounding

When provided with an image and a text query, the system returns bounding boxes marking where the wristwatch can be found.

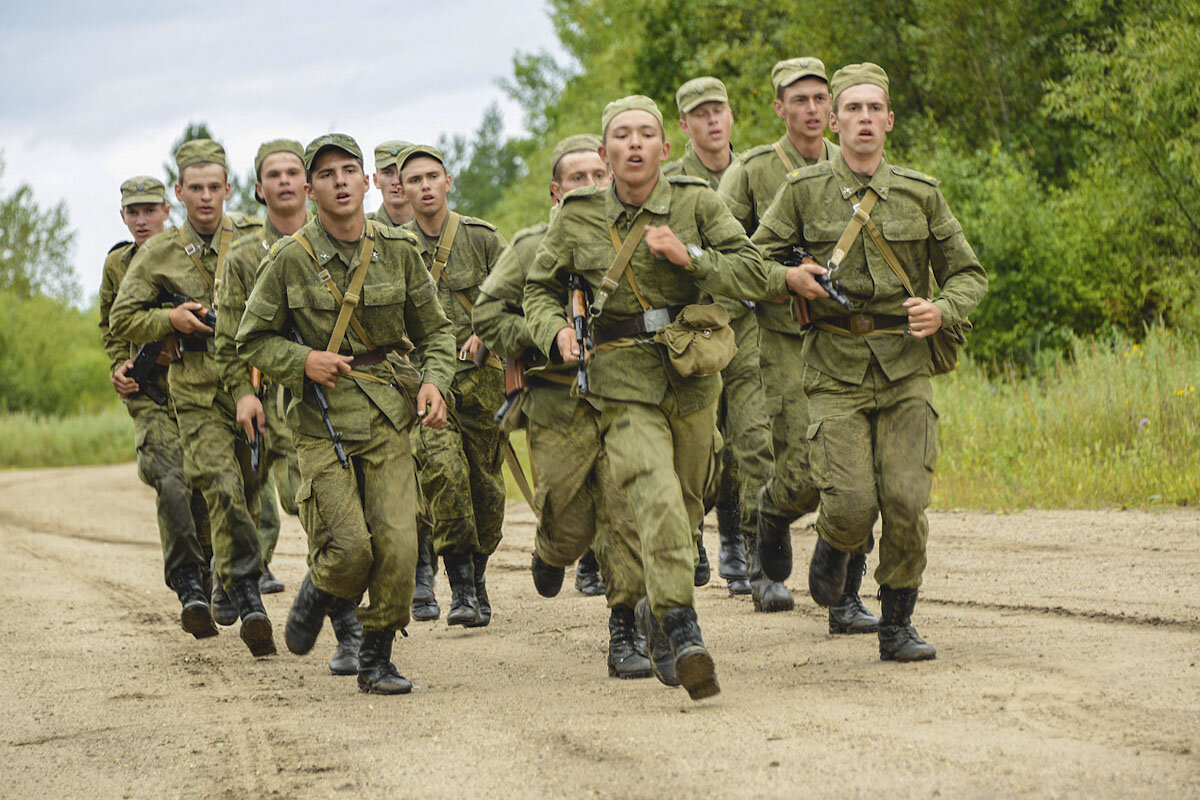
[687,244,704,262]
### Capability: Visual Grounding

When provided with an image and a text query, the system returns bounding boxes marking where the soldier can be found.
[98,175,215,640]
[399,145,509,629]
[370,139,416,227]
[524,96,790,700]
[110,140,276,658]
[237,133,455,694]
[472,133,651,679]
[752,63,987,660]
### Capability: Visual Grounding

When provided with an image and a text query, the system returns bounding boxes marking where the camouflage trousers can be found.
[414,366,507,557]
[256,384,300,564]
[127,397,210,586]
[600,394,719,619]
[803,363,937,589]
[526,398,644,610]
[175,392,263,591]
[294,405,418,633]
[758,327,820,522]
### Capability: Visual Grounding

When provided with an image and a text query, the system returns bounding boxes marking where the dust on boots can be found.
[828,553,880,634]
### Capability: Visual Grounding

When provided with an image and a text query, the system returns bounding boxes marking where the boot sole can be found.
[259,581,284,594]
[830,621,880,634]
[463,614,491,628]
[446,612,481,627]
[675,648,720,700]
[240,613,277,657]
[880,648,937,662]
[329,658,359,676]
[608,661,653,679]
[357,680,413,695]
[181,603,219,639]
[726,579,752,596]
[411,604,441,622]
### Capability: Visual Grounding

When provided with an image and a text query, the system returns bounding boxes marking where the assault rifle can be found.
[779,245,852,324]
[126,291,216,405]
[249,366,264,473]
[288,328,349,469]
[493,357,526,423]
[569,274,591,395]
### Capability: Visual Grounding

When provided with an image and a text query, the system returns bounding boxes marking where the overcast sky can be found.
[0,0,564,304]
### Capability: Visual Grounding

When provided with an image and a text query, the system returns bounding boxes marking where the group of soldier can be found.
[97,56,986,702]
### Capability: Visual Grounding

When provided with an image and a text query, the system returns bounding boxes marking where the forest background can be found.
[1,0,1197,507]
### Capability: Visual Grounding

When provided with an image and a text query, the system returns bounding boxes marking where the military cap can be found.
[374,140,415,171]
[771,57,828,91]
[675,76,729,115]
[303,133,363,172]
[830,62,890,104]
[175,139,226,172]
[252,139,304,203]
[398,144,446,171]
[119,175,166,207]
[601,95,664,135]
[550,134,602,178]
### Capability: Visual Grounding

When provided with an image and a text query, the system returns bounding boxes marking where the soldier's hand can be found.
[305,350,353,388]
[459,334,484,362]
[644,225,690,267]
[784,263,832,300]
[112,359,139,397]
[168,302,214,335]
[554,325,583,365]
[903,297,943,339]
[236,394,266,441]
[416,383,447,429]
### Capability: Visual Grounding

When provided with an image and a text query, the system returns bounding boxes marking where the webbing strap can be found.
[291,225,377,353]
[590,209,653,315]
[772,141,797,172]
[177,218,234,303]
[504,442,538,517]
[608,225,652,312]
[862,215,920,299]
[428,212,461,285]
[828,190,879,270]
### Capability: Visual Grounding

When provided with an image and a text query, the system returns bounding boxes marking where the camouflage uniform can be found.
[402,214,509,558]
[472,217,645,609]
[98,241,210,585]
[236,216,455,631]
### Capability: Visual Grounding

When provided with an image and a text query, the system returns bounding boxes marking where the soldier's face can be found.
[120,202,170,246]
[774,78,832,142]
[830,84,894,158]
[400,157,451,218]
[373,165,413,220]
[256,153,307,215]
[305,151,368,219]
[175,163,230,234]
[680,100,734,156]
[550,151,609,204]
[600,110,670,187]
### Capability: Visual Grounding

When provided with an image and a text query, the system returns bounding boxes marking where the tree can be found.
[436,102,527,218]
[164,121,258,220]
[0,153,80,305]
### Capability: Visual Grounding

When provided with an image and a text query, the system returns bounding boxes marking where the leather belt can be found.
[818,314,907,334]
[350,347,399,367]
[595,305,685,344]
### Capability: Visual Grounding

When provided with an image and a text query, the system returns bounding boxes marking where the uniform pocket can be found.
[923,401,939,472]
[806,420,832,491]
[286,284,337,311]
[296,478,333,552]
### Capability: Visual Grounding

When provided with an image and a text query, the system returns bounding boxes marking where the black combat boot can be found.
[465,553,491,628]
[574,549,605,596]
[748,531,795,613]
[756,487,793,582]
[694,538,711,587]
[530,551,565,598]
[411,531,440,621]
[607,606,653,679]
[878,586,937,662]
[716,495,750,595]
[210,557,238,626]
[327,597,362,675]
[660,607,720,701]
[170,564,218,639]
[230,577,276,657]
[357,630,413,695]
[634,598,679,687]
[285,571,333,655]
[444,553,481,626]
[808,536,850,607]
[258,565,284,594]
[829,553,880,634]
[199,551,213,602]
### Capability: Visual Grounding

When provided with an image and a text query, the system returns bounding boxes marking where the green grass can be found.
[0,404,133,469]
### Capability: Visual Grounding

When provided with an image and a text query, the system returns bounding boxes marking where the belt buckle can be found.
[641,307,671,333]
[850,314,874,334]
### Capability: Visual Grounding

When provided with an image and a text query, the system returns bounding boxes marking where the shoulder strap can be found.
[772,141,796,173]
[608,226,652,312]
[428,212,461,284]
[590,208,653,315]
[828,190,879,270]
[292,225,379,353]
[177,219,234,301]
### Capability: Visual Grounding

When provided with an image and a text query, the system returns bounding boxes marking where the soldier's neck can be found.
[787,129,826,162]
[384,200,414,226]
[841,148,884,178]
[188,214,221,236]
[415,205,448,239]
[268,207,307,236]
[613,174,658,208]
[318,209,366,242]
[693,142,732,174]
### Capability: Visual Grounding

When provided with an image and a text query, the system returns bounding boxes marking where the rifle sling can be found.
[177,218,234,303]
[589,209,653,315]
[772,141,797,172]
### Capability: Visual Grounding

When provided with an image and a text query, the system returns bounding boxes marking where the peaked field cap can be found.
[374,140,415,171]
[303,133,363,171]
[771,57,828,91]
[254,139,304,177]
[175,139,226,172]
[830,62,890,103]
[120,175,166,206]
[550,134,602,177]
[676,76,728,114]
[398,144,446,170]
[602,95,663,134]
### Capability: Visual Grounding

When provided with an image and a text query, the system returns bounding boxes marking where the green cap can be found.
[303,133,363,172]
[771,57,828,91]
[550,134,602,178]
[252,139,304,204]
[374,140,414,171]
[398,144,446,172]
[175,139,226,172]
[120,175,166,207]
[675,76,729,115]
[830,62,890,104]
[601,95,664,136]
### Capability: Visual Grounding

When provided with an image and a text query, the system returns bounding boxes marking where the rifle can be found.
[249,366,264,473]
[569,274,591,395]
[157,290,217,328]
[493,357,526,423]
[287,328,349,469]
[779,245,852,325]
[126,291,215,405]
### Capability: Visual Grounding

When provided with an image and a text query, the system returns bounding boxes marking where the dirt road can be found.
[1,463,1197,799]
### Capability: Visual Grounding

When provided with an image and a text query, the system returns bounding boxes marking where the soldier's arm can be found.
[108,247,173,344]
[686,188,787,302]
[473,242,536,358]
[522,216,574,361]
[215,247,257,401]
[236,249,307,397]
[716,159,755,234]
[401,250,456,397]
[97,251,131,374]
[927,189,988,326]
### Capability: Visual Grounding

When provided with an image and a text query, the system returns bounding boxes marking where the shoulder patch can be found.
[561,184,601,203]
[107,240,133,254]
[890,165,939,187]
[376,225,420,245]
[461,216,498,231]
[229,212,263,229]
[512,221,549,244]
[666,174,709,187]
[786,163,831,184]
[661,161,683,175]
[267,236,295,258]
[740,143,776,161]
